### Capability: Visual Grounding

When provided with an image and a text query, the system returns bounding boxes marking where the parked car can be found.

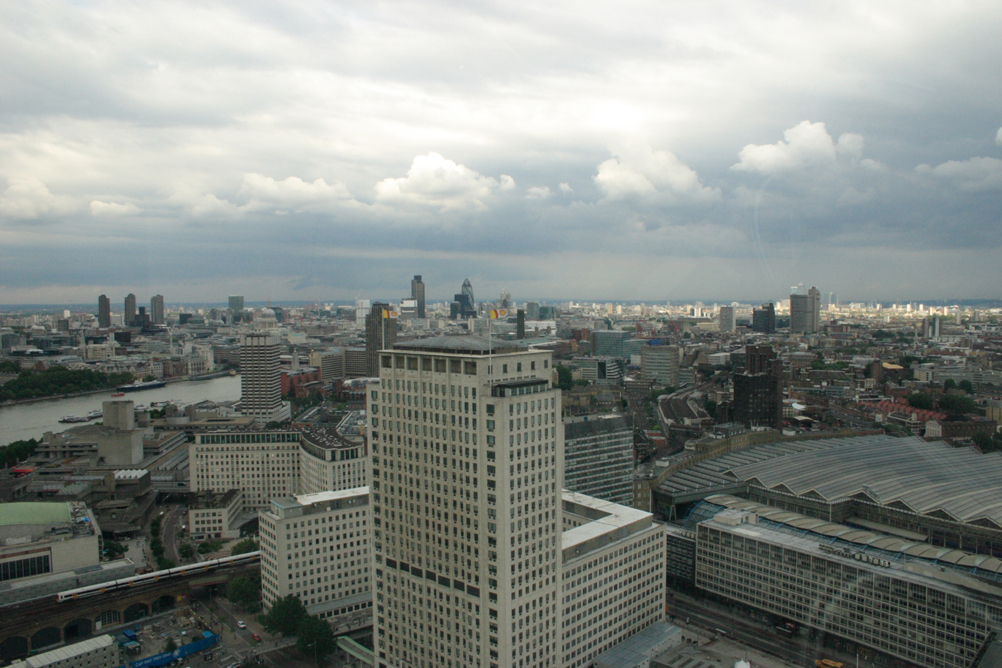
[250,633,261,642]
[237,621,247,629]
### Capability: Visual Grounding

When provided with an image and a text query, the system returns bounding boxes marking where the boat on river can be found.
[59,415,88,423]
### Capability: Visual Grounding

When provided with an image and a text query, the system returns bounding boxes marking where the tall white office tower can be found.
[368,336,563,668]
[240,333,291,424]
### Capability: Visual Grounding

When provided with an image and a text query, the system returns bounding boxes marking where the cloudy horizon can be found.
[2,1,1001,305]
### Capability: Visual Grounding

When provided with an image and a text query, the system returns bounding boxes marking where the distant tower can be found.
[365,302,397,376]
[516,309,526,339]
[411,275,426,319]
[718,306,735,333]
[98,295,111,328]
[752,303,775,333]
[240,332,289,424]
[124,294,137,327]
[229,295,245,312]
[454,278,476,317]
[151,295,165,325]
[790,287,821,334]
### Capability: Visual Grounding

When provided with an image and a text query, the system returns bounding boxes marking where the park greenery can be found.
[907,391,979,415]
[261,596,336,664]
[0,438,38,468]
[0,365,133,401]
[231,538,260,555]
[198,540,224,554]
[226,575,262,612]
[555,365,572,391]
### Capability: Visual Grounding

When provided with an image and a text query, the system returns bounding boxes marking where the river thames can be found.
[0,374,241,446]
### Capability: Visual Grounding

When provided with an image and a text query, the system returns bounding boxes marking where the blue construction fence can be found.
[126,631,219,668]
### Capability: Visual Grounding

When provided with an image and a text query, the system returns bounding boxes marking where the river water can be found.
[0,375,242,446]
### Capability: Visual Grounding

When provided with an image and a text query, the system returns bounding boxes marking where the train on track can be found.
[56,551,260,602]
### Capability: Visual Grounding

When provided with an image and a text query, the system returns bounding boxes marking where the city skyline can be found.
[1,3,1001,303]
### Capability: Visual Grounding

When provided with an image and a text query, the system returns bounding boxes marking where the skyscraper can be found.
[365,302,397,376]
[369,336,564,668]
[752,303,775,333]
[151,295,165,325]
[124,293,137,327]
[97,295,111,329]
[789,286,821,334]
[367,337,666,668]
[240,332,291,424]
[452,278,477,318]
[411,275,426,319]
[718,305,735,332]
[229,295,245,312]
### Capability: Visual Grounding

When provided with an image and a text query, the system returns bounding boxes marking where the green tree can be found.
[943,378,957,391]
[179,544,194,560]
[297,616,336,665]
[972,432,993,451]
[959,379,974,394]
[227,576,262,612]
[939,394,977,414]
[0,439,38,468]
[262,595,308,637]
[163,638,177,653]
[907,393,934,410]
[0,360,19,373]
[555,365,573,391]
[231,538,260,555]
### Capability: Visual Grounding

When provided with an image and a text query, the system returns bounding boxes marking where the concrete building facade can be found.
[240,333,290,425]
[562,414,633,506]
[259,489,373,625]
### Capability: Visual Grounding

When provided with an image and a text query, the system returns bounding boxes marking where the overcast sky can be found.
[2,1,1001,306]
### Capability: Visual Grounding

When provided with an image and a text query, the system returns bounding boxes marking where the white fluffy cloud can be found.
[559,183,573,194]
[916,157,1002,191]
[0,179,77,219]
[526,186,551,199]
[90,200,140,216]
[996,126,1002,147]
[375,153,511,211]
[594,146,719,204]
[732,121,867,174]
[239,174,351,212]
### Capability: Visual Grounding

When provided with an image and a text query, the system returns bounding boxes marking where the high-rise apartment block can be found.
[240,333,291,425]
[365,303,397,377]
[367,336,665,668]
[717,306,735,332]
[124,293,137,327]
[562,414,633,505]
[752,303,775,333]
[640,343,679,387]
[151,294,165,325]
[97,295,111,328]
[229,295,245,312]
[789,286,821,334]
[411,275,426,319]
[259,489,373,625]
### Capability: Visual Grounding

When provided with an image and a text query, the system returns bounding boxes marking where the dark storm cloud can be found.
[1,1,1002,303]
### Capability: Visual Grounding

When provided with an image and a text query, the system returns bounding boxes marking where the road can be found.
[667,594,878,668]
[162,505,185,563]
